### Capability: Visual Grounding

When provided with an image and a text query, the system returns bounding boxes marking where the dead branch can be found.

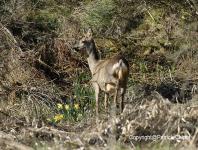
[35,57,60,80]
[0,23,22,53]
[0,131,33,150]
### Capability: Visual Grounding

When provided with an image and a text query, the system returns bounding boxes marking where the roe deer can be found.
[74,29,129,116]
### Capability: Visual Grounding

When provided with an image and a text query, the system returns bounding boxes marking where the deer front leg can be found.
[113,84,119,111]
[120,87,126,113]
[92,82,100,117]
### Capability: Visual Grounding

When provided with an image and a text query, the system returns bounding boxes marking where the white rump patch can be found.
[112,59,127,71]
[112,62,120,71]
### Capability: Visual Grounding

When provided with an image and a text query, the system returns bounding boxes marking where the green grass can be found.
[48,72,95,123]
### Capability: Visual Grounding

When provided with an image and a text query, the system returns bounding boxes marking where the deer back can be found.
[91,55,129,92]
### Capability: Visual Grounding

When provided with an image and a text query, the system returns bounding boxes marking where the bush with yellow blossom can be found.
[48,102,83,123]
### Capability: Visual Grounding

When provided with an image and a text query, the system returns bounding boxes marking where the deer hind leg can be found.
[104,92,109,112]
[120,87,126,113]
[113,82,119,113]
[92,82,100,118]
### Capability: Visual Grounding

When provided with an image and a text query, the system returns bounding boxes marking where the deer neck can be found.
[87,42,99,75]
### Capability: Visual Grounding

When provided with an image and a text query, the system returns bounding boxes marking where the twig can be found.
[0,23,22,53]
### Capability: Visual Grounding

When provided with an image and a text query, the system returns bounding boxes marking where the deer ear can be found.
[86,28,93,38]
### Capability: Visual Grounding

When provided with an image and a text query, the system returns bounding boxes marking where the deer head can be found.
[73,29,95,55]
[74,29,99,64]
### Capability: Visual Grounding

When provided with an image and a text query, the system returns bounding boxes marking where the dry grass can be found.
[1,88,198,149]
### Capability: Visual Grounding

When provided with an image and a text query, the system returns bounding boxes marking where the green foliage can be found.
[81,0,117,29]
[139,62,149,73]
[73,72,95,113]
[31,0,72,16]
[31,0,56,9]
[26,0,73,32]
[48,72,94,123]
[27,10,59,31]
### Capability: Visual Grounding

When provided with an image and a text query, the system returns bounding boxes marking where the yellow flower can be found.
[47,118,52,122]
[65,104,70,110]
[54,114,64,122]
[74,103,80,110]
[57,103,63,109]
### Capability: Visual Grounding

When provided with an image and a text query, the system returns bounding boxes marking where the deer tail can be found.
[112,59,128,81]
